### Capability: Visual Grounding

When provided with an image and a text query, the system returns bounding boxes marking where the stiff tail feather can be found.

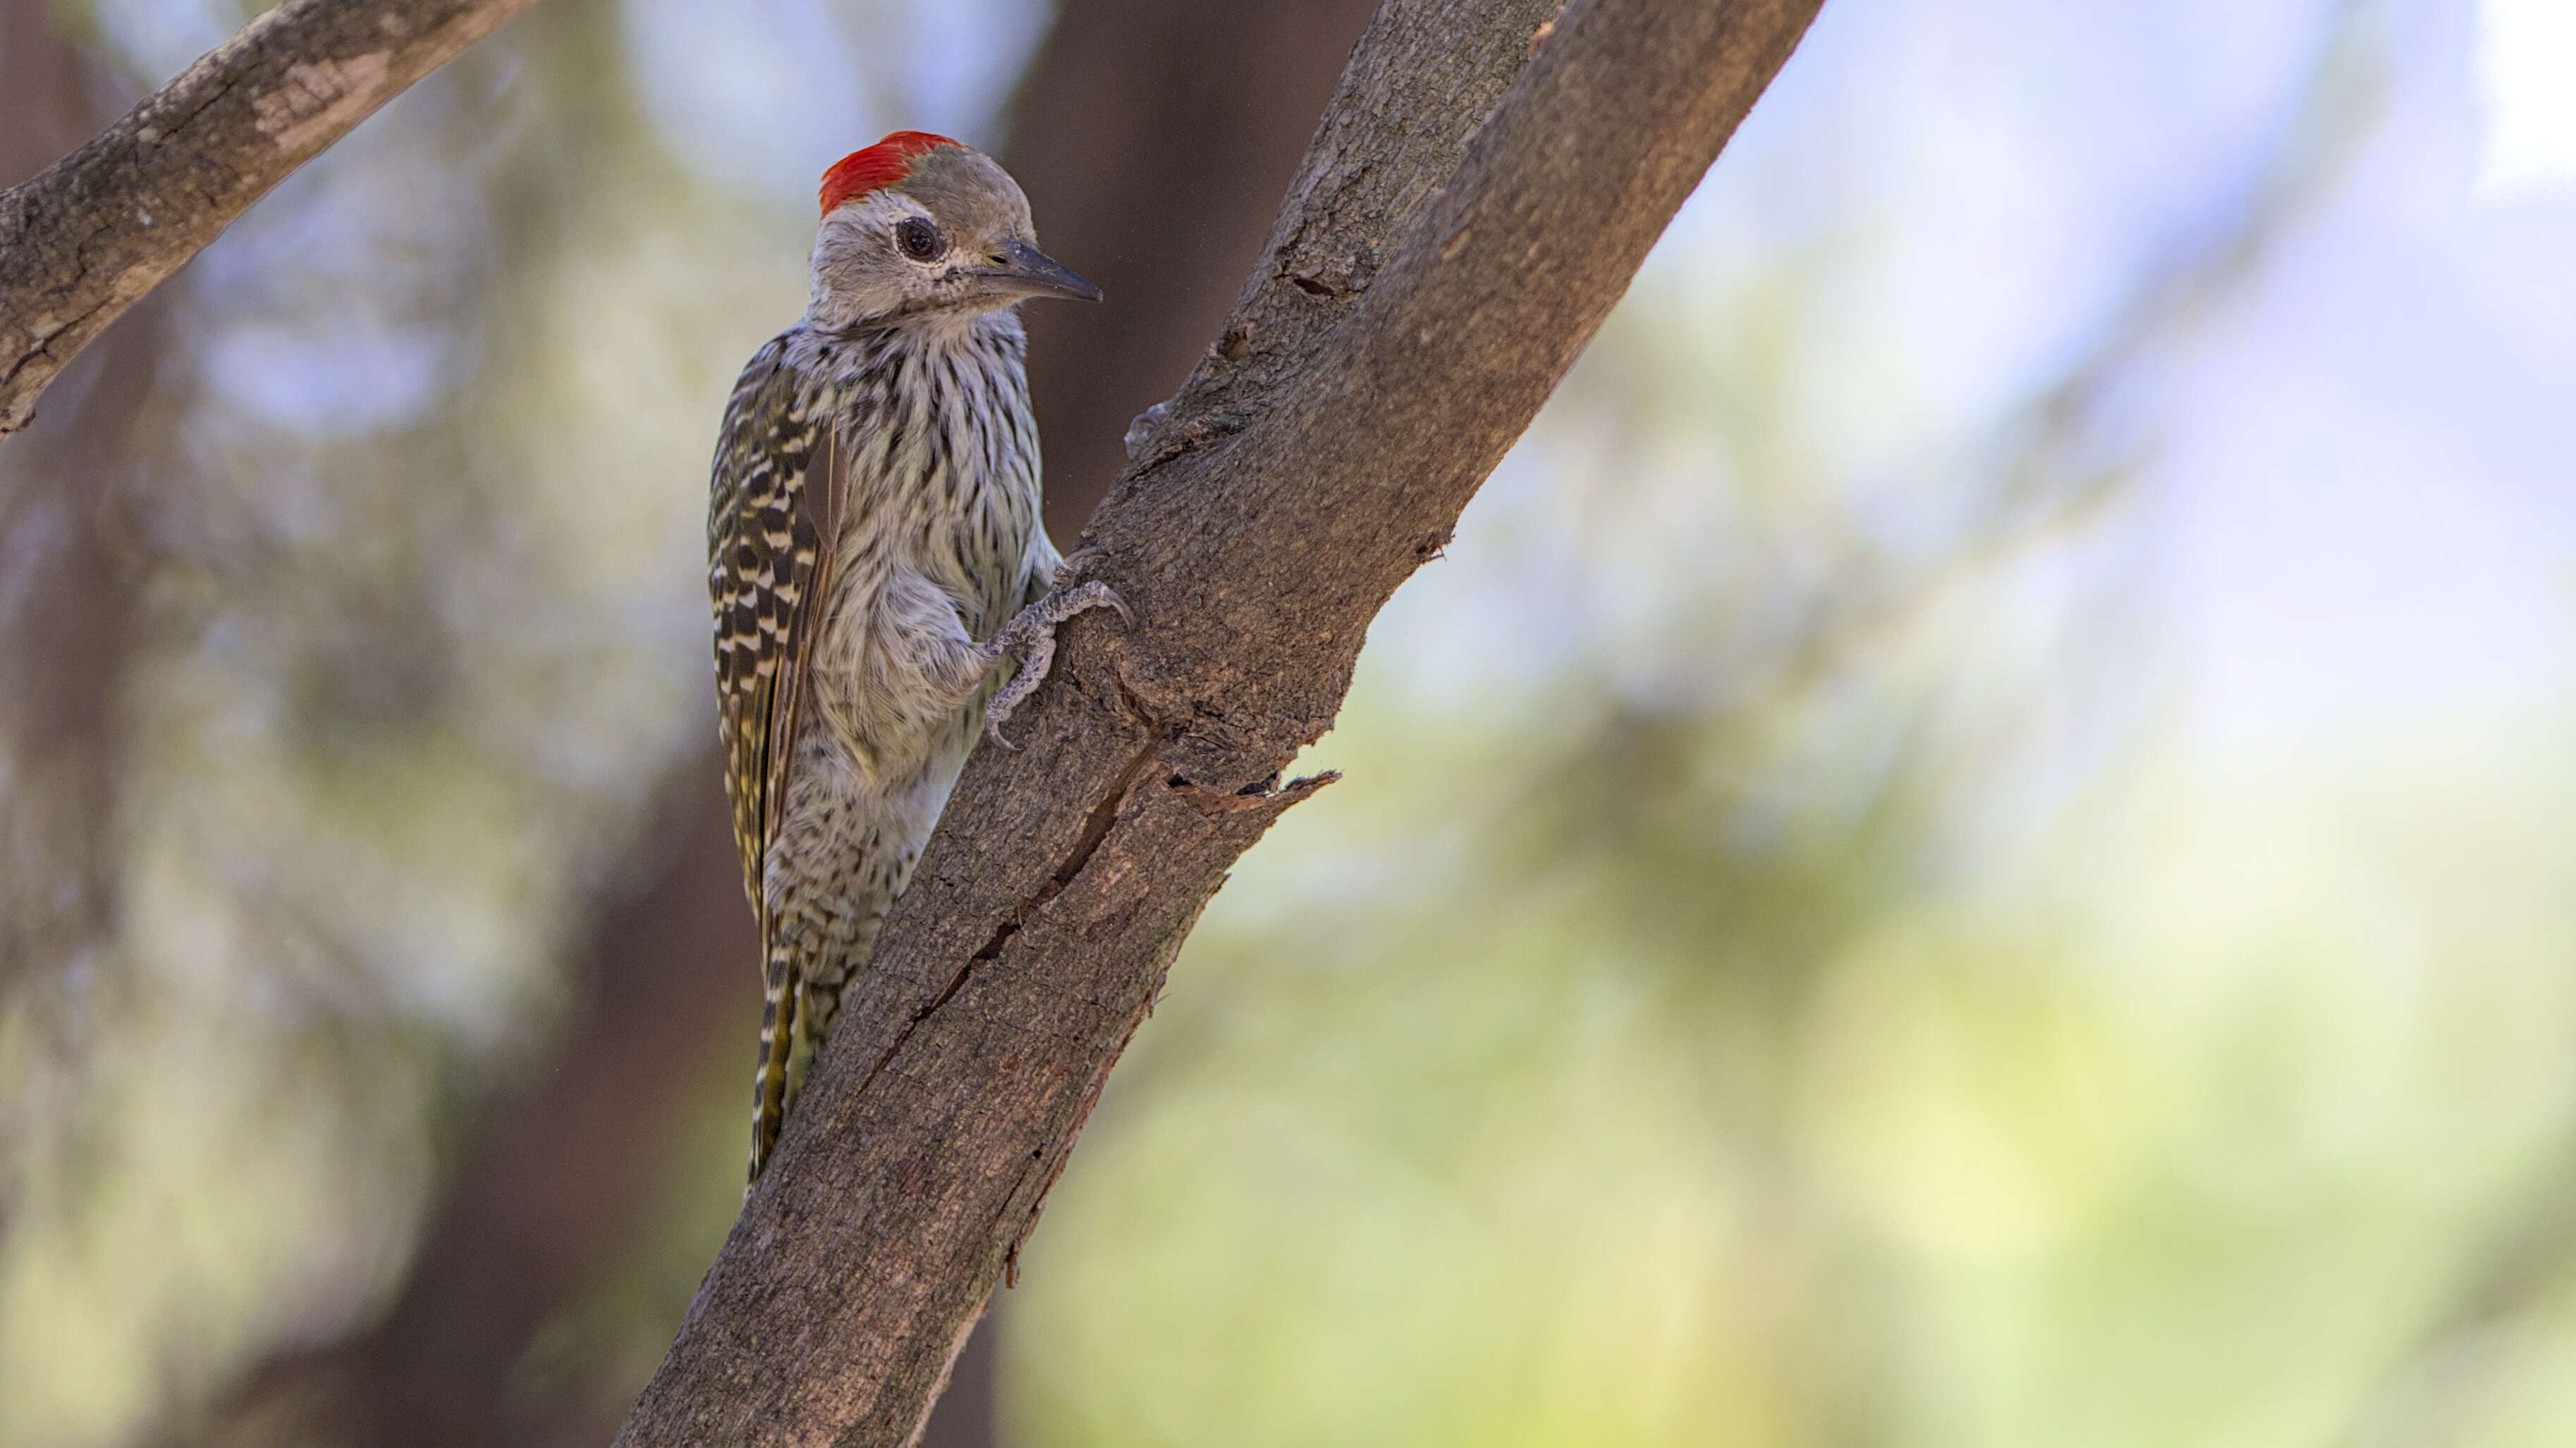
[749,945,799,1187]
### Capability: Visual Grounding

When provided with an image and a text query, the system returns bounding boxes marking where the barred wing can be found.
[708,336,846,947]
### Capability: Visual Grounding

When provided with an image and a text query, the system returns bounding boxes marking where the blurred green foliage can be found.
[6,0,2576,1445]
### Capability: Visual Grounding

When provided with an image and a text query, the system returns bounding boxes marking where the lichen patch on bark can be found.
[252,53,394,154]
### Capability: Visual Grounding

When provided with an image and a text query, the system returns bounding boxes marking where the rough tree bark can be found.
[0,0,540,436]
[1005,0,1382,536]
[614,0,1824,1444]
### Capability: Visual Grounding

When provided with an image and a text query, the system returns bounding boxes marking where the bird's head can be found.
[806,132,1099,331]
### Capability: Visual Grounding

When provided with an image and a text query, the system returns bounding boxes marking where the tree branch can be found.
[1003,0,1382,538]
[0,0,539,436]
[613,0,1823,1442]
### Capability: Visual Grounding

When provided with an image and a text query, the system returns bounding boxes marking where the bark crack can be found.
[824,735,1163,1131]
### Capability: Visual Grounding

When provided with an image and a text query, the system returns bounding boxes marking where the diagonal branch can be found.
[612,0,1825,1442]
[0,0,541,436]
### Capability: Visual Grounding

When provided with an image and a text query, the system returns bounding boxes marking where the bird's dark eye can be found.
[896,216,942,262]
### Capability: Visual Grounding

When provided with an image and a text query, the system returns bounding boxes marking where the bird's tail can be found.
[748,941,798,1187]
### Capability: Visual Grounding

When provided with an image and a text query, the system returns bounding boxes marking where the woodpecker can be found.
[710,132,1117,1184]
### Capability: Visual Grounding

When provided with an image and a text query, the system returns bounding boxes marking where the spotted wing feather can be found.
[709,337,844,950]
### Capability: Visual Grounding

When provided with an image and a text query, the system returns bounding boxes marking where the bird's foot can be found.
[985,581,1128,749]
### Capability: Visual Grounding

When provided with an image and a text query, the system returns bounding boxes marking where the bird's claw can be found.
[1052,546,1108,589]
[1033,579,1128,633]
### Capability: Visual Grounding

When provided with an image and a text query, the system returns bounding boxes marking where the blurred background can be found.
[5,0,2576,1443]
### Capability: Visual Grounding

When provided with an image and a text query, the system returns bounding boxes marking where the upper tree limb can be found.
[0,0,541,436]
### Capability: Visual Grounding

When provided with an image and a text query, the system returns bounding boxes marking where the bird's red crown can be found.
[818,131,960,218]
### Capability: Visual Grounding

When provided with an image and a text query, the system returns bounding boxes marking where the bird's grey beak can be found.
[972,237,1102,303]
